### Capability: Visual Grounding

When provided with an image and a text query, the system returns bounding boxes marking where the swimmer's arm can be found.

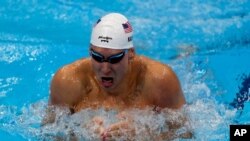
[102,112,192,140]
[42,67,84,125]
[151,65,185,109]
[50,67,84,107]
[155,67,193,139]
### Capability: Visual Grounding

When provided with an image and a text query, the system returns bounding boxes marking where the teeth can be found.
[103,79,111,82]
[101,77,113,87]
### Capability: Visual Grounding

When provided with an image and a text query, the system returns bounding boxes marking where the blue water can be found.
[1,0,250,140]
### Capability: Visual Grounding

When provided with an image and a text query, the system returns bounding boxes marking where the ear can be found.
[128,48,135,60]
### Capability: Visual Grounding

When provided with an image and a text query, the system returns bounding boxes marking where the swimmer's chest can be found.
[74,88,151,112]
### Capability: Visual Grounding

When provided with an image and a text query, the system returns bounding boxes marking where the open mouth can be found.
[101,77,114,88]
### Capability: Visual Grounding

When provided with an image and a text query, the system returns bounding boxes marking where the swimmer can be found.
[44,13,193,140]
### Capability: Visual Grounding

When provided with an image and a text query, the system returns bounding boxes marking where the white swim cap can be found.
[90,13,133,50]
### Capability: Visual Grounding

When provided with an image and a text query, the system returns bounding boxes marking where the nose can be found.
[101,62,112,75]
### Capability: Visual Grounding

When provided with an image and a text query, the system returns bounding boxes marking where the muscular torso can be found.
[73,56,150,112]
[50,55,185,113]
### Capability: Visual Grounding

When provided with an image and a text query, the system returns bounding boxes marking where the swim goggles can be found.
[90,49,128,64]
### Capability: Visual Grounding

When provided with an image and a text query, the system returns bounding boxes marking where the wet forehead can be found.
[90,44,124,56]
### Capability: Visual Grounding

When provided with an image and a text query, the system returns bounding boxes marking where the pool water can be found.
[1,0,250,140]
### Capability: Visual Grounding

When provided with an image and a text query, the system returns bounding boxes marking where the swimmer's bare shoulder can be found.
[138,56,185,109]
[49,58,92,108]
[137,56,192,140]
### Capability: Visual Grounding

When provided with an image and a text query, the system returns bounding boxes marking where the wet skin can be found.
[47,45,189,140]
[50,45,185,111]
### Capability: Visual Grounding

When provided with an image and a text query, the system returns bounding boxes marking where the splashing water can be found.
[1,0,250,140]
[0,93,237,141]
[1,102,193,140]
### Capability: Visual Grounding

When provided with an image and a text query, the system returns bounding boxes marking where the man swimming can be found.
[45,13,192,140]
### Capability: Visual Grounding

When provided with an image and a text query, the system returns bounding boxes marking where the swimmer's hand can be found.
[100,120,135,141]
[157,119,194,140]
[87,116,105,135]
[158,129,193,140]
[86,116,135,141]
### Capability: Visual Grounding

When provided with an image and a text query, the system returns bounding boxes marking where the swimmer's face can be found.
[90,45,133,91]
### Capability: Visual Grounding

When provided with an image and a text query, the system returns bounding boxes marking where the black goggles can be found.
[90,49,128,64]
